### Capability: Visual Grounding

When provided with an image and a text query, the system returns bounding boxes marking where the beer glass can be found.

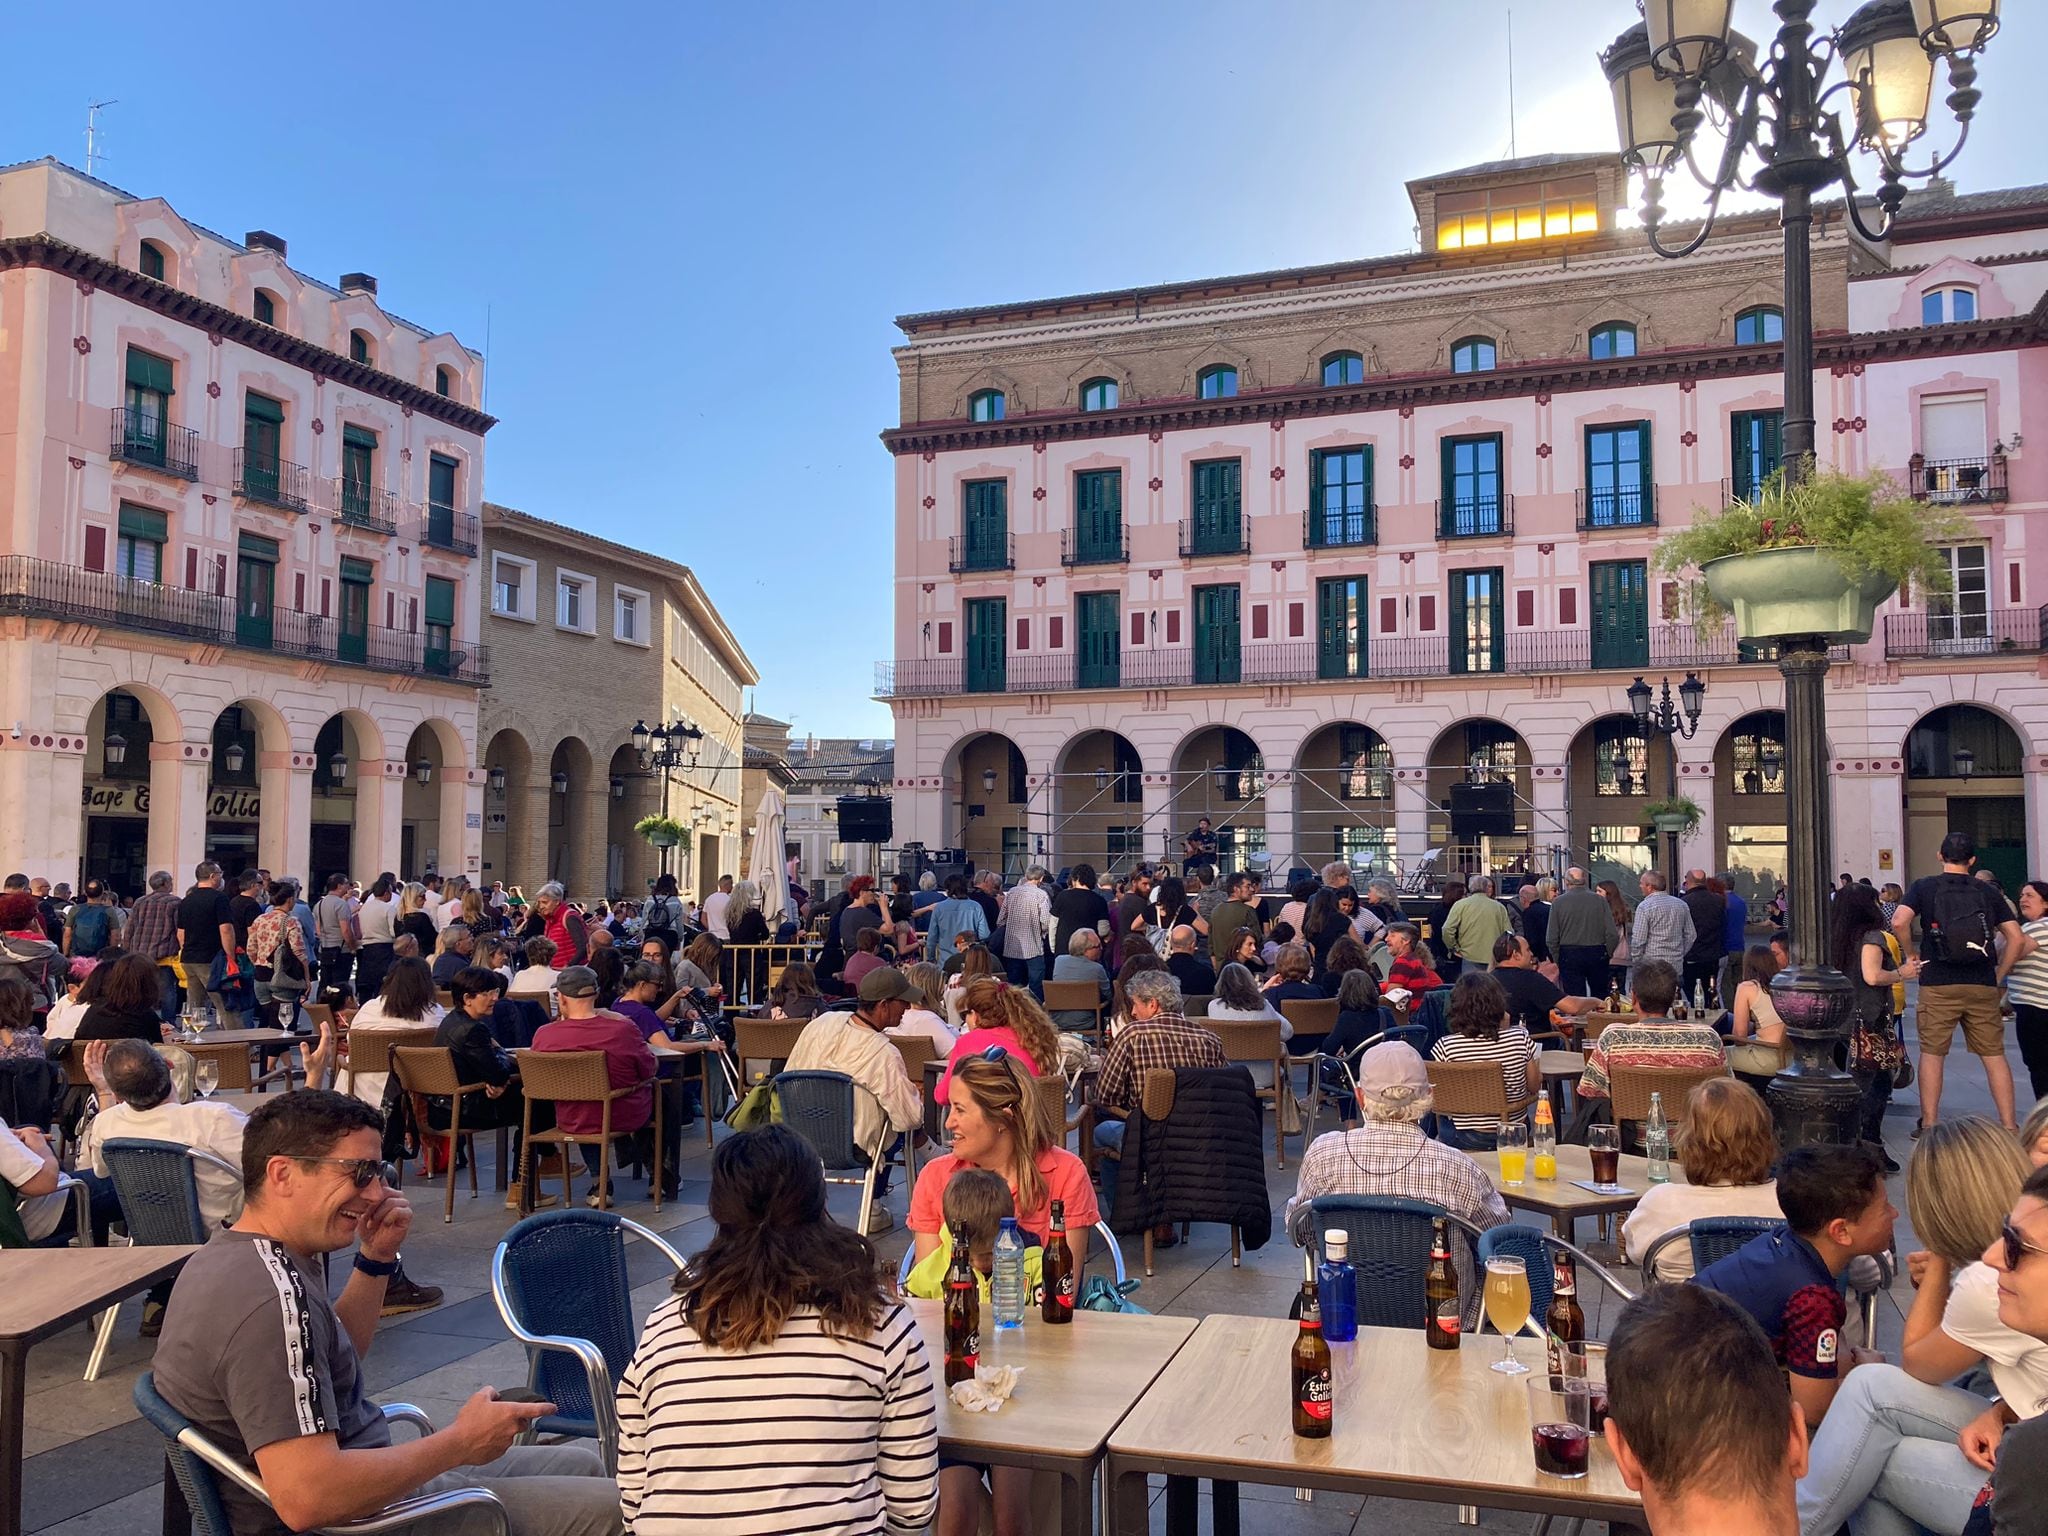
[1587,1123,1622,1189]
[1483,1255,1532,1375]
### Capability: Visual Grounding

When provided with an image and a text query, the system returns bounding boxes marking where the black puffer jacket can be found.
[1108,1064,1272,1251]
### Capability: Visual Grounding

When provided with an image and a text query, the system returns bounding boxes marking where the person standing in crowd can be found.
[1833,881,1918,1167]
[124,869,186,1022]
[175,861,239,1021]
[62,879,121,960]
[1205,870,1263,970]
[924,874,988,961]
[521,882,589,970]
[1517,881,1551,966]
[1439,874,1512,979]
[997,865,1052,992]
[248,881,313,1034]
[1113,867,1154,943]
[1720,871,1752,1009]
[313,872,357,1000]
[970,871,1003,936]
[1631,871,1696,978]
[700,874,734,941]
[1894,832,2029,1132]
[1165,925,1217,997]
[1681,868,1728,1010]
[354,874,400,1002]
[834,876,887,957]
[2007,880,2048,1102]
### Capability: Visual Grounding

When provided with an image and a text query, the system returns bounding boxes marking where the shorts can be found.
[1915,985,2006,1058]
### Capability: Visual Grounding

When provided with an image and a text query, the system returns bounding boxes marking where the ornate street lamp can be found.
[630,720,651,765]
[413,760,433,786]
[1609,740,1637,797]
[104,731,127,768]
[1601,0,1999,1148]
[487,764,506,794]
[221,741,247,775]
[982,767,999,795]
[328,752,350,787]
[609,775,626,800]
[1955,744,1976,781]
[1629,674,1705,884]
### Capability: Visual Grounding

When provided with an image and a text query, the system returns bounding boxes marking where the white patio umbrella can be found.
[748,786,787,924]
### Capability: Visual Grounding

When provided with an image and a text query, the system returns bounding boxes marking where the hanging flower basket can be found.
[1639,796,1702,842]
[1702,547,1896,645]
[635,814,686,849]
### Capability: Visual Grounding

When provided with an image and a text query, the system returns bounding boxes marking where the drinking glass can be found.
[1587,1123,1622,1189]
[194,1058,220,1099]
[1563,1341,1610,1432]
[1483,1255,1532,1376]
[1497,1119,1529,1188]
[1527,1378,1593,1478]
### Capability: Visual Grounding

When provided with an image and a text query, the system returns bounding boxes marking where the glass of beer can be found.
[1497,1118,1529,1188]
[1527,1378,1592,1478]
[1483,1255,1532,1376]
[1587,1123,1622,1189]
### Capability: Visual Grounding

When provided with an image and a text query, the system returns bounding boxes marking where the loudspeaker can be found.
[1449,782,1515,838]
[836,796,893,844]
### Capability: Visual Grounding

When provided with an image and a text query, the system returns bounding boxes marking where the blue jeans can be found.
[1092,1118,1126,1204]
[1796,1364,1988,1536]
[1003,954,1047,995]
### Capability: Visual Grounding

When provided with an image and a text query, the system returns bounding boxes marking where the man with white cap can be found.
[785,967,925,1234]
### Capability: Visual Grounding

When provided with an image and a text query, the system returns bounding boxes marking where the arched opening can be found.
[400,721,462,879]
[548,737,596,889]
[1171,726,1267,875]
[1567,714,1663,891]
[1906,705,2028,891]
[481,729,535,888]
[1293,722,1395,875]
[1711,710,1788,907]
[944,731,1028,879]
[607,742,658,898]
[310,712,380,890]
[206,698,289,881]
[1426,720,1532,877]
[82,686,178,897]
[1053,731,1144,878]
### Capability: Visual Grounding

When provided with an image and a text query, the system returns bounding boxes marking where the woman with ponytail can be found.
[616,1125,939,1535]
[933,975,1061,1105]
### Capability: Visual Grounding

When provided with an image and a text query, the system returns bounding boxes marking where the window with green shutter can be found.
[423,576,457,674]
[1316,577,1367,678]
[1072,470,1123,564]
[1732,410,1783,500]
[961,480,1008,571]
[139,243,166,281]
[1188,460,1242,556]
[1584,422,1653,527]
[349,330,373,365]
[115,504,166,584]
[965,598,1006,692]
[341,425,376,519]
[1193,584,1241,685]
[123,348,173,460]
[1076,591,1120,688]
[338,559,373,663]
[235,537,278,650]
[1449,568,1504,675]
[1440,434,1504,537]
[253,290,276,325]
[1308,448,1373,547]
[1589,560,1650,671]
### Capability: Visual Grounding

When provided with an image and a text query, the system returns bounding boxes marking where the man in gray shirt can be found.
[312,872,356,999]
[1548,866,1620,998]
[1631,870,1697,977]
[152,1090,619,1536]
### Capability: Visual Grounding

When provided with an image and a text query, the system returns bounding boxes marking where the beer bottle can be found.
[1425,1216,1460,1350]
[1292,1249,1333,1438]
[1606,978,1623,1013]
[1042,1199,1075,1325]
[943,1221,980,1386]
[1544,1251,1585,1378]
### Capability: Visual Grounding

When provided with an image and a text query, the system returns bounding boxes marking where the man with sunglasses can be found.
[152,1089,622,1536]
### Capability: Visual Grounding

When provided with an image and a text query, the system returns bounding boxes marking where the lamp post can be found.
[1628,673,1705,885]
[631,717,704,881]
[1602,0,2000,1148]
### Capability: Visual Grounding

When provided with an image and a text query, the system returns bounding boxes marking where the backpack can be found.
[1924,876,1997,966]
[68,903,113,957]
[642,896,683,949]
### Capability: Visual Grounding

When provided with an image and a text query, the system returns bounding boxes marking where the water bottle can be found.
[1318,1230,1358,1344]
[1645,1092,1671,1183]
[992,1218,1027,1330]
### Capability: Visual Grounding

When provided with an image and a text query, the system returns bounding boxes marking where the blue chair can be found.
[774,1070,889,1234]
[86,1138,241,1381]
[134,1371,505,1534]
[1638,1215,1786,1281]
[1475,1223,1637,1323]
[1303,1023,1428,1142]
[491,1208,686,1474]
[894,1221,1128,1289]
[1288,1195,1483,1331]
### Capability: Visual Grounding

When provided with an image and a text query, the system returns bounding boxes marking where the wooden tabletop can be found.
[907,1297,1196,1463]
[1539,1051,1586,1080]
[1107,1313,1640,1521]
[1490,1145,1688,1220]
[0,1246,199,1345]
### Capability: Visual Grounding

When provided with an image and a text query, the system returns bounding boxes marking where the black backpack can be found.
[642,896,683,949]
[1925,875,1997,966]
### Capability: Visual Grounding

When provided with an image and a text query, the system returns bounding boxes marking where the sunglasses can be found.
[2002,1219,2048,1271]
[298,1157,398,1190]
[978,1044,1011,1064]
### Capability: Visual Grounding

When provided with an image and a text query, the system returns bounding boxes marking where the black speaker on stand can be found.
[836,796,894,845]
[1448,782,1515,839]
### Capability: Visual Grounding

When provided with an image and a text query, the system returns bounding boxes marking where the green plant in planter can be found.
[634,813,688,847]
[1639,796,1703,839]
[1655,462,1973,635]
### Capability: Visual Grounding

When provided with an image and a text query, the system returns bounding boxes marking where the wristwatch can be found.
[352,1252,400,1278]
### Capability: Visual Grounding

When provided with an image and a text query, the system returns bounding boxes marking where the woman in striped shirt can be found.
[616,1126,939,1536]
[1428,971,1536,1148]
[2008,881,2048,1101]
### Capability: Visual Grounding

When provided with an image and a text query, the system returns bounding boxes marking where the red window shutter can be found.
[1559,588,1577,626]
[1130,613,1144,646]
[1166,610,1181,644]
[1252,605,1269,641]
[1516,590,1535,627]
[321,578,331,618]
[1379,597,1396,633]
[2012,564,2023,604]
[1049,616,1063,649]
[185,548,198,588]
[386,592,396,628]
[409,597,419,631]
[83,527,107,572]
[937,621,952,654]
[294,573,306,609]
[1419,595,1436,631]
[1016,618,1029,651]
[1289,603,1304,639]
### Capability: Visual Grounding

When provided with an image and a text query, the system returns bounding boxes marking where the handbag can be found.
[1079,1274,1148,1314]
[724,1075,780,1131]
[1274,1082,1304,1137]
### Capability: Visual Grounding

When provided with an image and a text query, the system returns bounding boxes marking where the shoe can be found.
[1151,1223,1180,1249]
[1911,1121,1925,1140]
[378,1270,443,1316]
[584,1187,614,1209]
[864,1205,896,1235]
[140,1301,165,1338]
[1881,1150,1902,1174]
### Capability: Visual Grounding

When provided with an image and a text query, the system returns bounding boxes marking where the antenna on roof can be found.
[1505,8,1518,160]
[85,99,118,178]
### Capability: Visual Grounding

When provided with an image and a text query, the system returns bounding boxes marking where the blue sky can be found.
[7,1,2041,739]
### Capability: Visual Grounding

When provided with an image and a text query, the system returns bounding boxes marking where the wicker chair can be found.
[1607,1062,1730,1133]
[513,1049,661,1214]
[1208,1016,1287,1167]
[731,1016,808,1083]
[340,1025,438,1100]
[1041,979,1105,1039]
[391,1047,496,1223]
[1425,1059,1537,1141]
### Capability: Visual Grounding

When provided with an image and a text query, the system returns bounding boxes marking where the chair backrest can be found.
[347,1025,439,1076]
[733,1016,809,1071]
[1180,994,1213,1018]
[1425,1059,1526,1119]
[101,1138,209,1246]
[392,1045,463,1099]
[0,1055,60,1131]
[889,1034,936,1084]
[1139,1065,1178,1121]
[134,1372,243,1536]
[1414,986,1456,1042]
[513,1048,616,1105]
[1689,1215,1785,1269]
[1279,998,1339,1040]
[1477,1223,1557,1320]
[302,1002,334,1034]
[1300,1194,1468,1330]
[1031,1072,1070,1147]
[1607,1062,1729,1124]
[1209,1017,1283,1064]
[774,1070,872,1168]
[895,1218,1128,1289]
[435,989,454,1010]
[1040,980,1103,1015]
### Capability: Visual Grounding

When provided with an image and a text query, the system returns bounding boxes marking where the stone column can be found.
[355,761,407,879]
[152,741,212,877]
[510,781,551,890]
[260,752,314,877]
[1263,772,1298,877]
[433,767,473,882]
[0,735,87,884]
[570,785,609,902]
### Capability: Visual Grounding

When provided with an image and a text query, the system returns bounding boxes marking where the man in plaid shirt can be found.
[1090,970,1227,1206]
[121,869,184,1022]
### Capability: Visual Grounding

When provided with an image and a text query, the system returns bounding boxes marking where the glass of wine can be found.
[1587,1123,1622,1190]
[1483,1255,1532,1376]
[1564,1341,1610,1432]
[194,1057,220,1099]
[1527,1378,1592,1478]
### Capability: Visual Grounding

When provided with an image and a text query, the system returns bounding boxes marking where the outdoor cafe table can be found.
[1105,1313,1645,1535]
[0,1245,199,1536]
[907,1297,1196,1536]
[173,1027,302,1092]
[1538,1049,1585,1120]
[648,1036,722,1146]
[1488,1145,1687,1240]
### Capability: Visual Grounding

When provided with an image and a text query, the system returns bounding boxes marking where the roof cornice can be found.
[0,233,496,435]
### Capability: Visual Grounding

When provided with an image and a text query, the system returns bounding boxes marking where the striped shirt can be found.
[616,1300,939,1536]
[1579,1018,1727,1100]
[2008,918,2048,1009]
[1431,1025,1537,1130]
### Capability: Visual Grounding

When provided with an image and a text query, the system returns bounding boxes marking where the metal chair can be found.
[86,1138,242,1381]
[513,1048,662,1214]
[1288,1195,1484,1331]
[135,1371,506,1535]
[1638,1215,1787,1282]
[894,1220,1128,1288]
[491,1209,686,1475]
[773,1070,889,1235]
[1475,1223,1637,1321]
[390,1046,490,1222]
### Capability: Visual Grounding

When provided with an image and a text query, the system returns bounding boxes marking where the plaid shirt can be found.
[123,889,182,962]
[1092,1010,1228,1116]
[1286,1119,1511,1232]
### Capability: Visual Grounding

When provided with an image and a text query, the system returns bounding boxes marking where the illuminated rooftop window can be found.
[1436,175,1601,252]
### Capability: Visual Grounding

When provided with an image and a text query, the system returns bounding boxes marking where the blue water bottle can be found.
[1318,1230,1358,1343]
[992,1218,1027,1330]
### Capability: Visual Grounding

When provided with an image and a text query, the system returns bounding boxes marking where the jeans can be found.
[412,1442,620,1536]
[1796,1364,1987,1536]
[1557,945,1611,1000]
[155,962,183,1026]
[1092,1117,1127,1204]
[1003,953,1047,995]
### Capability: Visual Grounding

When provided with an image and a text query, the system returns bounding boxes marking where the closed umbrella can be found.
[749,786,787,925]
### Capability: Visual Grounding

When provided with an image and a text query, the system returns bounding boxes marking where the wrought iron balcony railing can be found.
[109,407,200,481]
[233,449,310,513]
[416,503,480,556]
[335,479,400,535]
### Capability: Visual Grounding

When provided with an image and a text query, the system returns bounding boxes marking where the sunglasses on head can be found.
[298,1157,398,1190]
[978,1044,1011,1064]
[2002,1219,2048,1271]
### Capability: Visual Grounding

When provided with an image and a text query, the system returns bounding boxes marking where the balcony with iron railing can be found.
[1907,452,2009,505]
[1884,605,2047,659]
[1575,485,1658,532]
[335,478,400,536]
[0,555,489,685]
[948,532,1015,574]
[109,407,200,481]
[1436,493,1515,540]
[1178,511,1246,559]
[233,449,311,513]
[416,503,480,557]
[1303,504,1377,549]
[1060,525,1128,567]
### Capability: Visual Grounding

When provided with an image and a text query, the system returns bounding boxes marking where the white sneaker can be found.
[864,1205,896,1235]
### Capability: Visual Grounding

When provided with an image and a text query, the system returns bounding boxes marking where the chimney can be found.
[339,272,378,297]
[245,230,287,259]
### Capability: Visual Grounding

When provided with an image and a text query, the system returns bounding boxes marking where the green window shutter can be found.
[424,577,456,627]
[340,557,375,585]
[342,424,379,450]
[428,453,458,505]
[237,532,279,563]
[243,392,285,424]
[125,348,175,396]
[117,504,167,542]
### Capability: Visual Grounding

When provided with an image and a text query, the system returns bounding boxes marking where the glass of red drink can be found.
[1527,1380,1593,1479]
[1587,1124,1622,1189]
[1563,1341,1610,1432]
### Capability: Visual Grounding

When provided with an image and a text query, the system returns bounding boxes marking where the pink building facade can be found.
[881,156,2048,900]
[0,158,492,891]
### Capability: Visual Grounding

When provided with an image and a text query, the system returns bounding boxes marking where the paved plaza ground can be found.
[19,1017,2008,1536]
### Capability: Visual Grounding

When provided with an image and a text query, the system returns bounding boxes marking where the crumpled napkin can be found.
[949,1363,1024,1412]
